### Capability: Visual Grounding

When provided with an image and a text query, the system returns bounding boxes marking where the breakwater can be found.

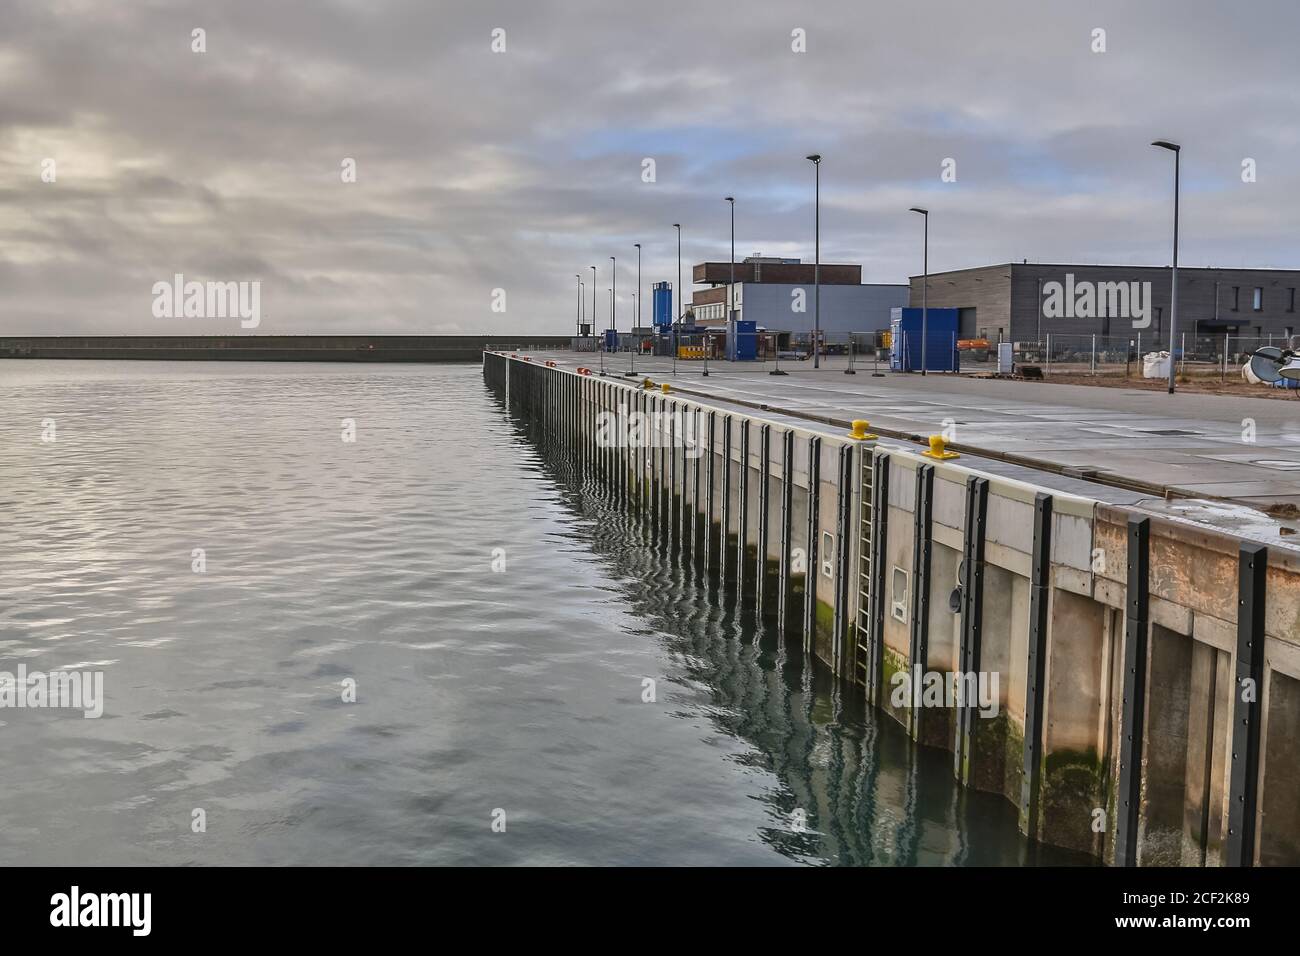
[0,335,572,363]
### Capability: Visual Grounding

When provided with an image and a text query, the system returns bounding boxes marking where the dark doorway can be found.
[958,307,978,338]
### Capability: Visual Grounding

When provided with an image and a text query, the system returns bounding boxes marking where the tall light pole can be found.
[590,265,597,338]
[1152,140,1180,394]
[634,243,642,373]
[725,196,735,363]
[1036,276,1043,350]
[807,154,821,368]
[575,274,582,343]
[610,255,617,355]
[634,243,642,330]
[909,207,929,375]
[630,290,636,374]
[673,223,681,374]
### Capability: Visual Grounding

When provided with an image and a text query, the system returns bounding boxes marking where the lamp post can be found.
[1036,276,1043,355]
[673,223,681,374]
[1152,140,1181,394]
[575,274,582,344]
[807,154,821,368]
[634,243,641,374]
[725,196,735,365]
[909,207,929,375]
[634,243,642,330]
[629,291,636,374]
[604,286,613,375]
[610,256,617,369]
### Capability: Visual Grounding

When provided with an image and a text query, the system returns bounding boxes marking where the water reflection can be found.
[500,385,1089,866]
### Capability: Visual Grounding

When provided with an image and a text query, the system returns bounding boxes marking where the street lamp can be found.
[590,265,597,344]
[725,197,735,366]
[909,207,929,375]
[610,256,617,371]
[629,291,637,374]
[1152,140,1181,394]
[604,287,613,375]
[575,274,582,343]
[634,243,641,374]
[1036,276,1043,352]
[673,223,681,374]
[807,154,821,369]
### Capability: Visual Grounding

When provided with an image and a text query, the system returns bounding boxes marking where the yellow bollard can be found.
[922,434,960,460]
[643,377,655,389]
[661,383,671,394]
[846,419,878,440]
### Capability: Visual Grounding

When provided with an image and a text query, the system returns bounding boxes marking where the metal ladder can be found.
[853,448,874,689]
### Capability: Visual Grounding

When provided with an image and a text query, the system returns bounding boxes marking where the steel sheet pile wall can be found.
[484,351,1300,866]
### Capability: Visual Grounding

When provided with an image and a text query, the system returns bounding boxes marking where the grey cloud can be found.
[2,0,1299,334]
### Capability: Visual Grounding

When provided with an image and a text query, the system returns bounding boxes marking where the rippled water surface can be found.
[0,360,1083,865]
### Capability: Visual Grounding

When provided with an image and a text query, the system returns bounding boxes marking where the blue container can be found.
[731,320,757,361]
[652,281,672,331]
[890,308,960,372]
[603,329,618,352]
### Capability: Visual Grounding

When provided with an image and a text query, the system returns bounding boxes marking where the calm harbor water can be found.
[0,360,1083,865]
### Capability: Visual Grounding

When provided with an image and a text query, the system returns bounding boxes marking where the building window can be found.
[1289,288,1296,312]
[1231,286,1240,311]
[1152,307,1162,336]
[1253,287,1263,311]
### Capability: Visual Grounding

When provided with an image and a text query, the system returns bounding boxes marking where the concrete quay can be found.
[485,349,1300,866]
[556,352,1300,514]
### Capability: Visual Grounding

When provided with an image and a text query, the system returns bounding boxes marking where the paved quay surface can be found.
[524,351,1300,516]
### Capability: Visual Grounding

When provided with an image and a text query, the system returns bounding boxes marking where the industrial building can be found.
[909,262,1300,345]
[689,256,907,340]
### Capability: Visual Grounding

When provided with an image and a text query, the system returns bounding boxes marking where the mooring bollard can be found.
[846,420,878,440]
[922,434,960,460]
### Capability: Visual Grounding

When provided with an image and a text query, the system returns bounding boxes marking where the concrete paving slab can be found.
[534,351,1300,516]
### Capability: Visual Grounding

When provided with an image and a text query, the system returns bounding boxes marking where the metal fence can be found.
[1014,333,1300,380]
[568,330,1300,380]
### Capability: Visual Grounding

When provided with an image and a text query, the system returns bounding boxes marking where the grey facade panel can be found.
[909,264,1300,343]
[734,282,908,334]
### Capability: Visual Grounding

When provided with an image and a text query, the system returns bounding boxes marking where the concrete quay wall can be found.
[484,350,1300,866]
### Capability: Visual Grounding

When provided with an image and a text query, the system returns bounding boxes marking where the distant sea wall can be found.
[0,335,573,363]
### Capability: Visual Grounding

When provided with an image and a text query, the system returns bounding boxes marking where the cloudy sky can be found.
[3,0,1300,335]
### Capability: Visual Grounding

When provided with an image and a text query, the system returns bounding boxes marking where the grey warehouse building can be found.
[691,256,907,337]
[908,262,1300,345]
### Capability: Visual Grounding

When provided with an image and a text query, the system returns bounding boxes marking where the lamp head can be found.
[806,153,821,163]
[909,206,928,215]
[1152,140,1180,152]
